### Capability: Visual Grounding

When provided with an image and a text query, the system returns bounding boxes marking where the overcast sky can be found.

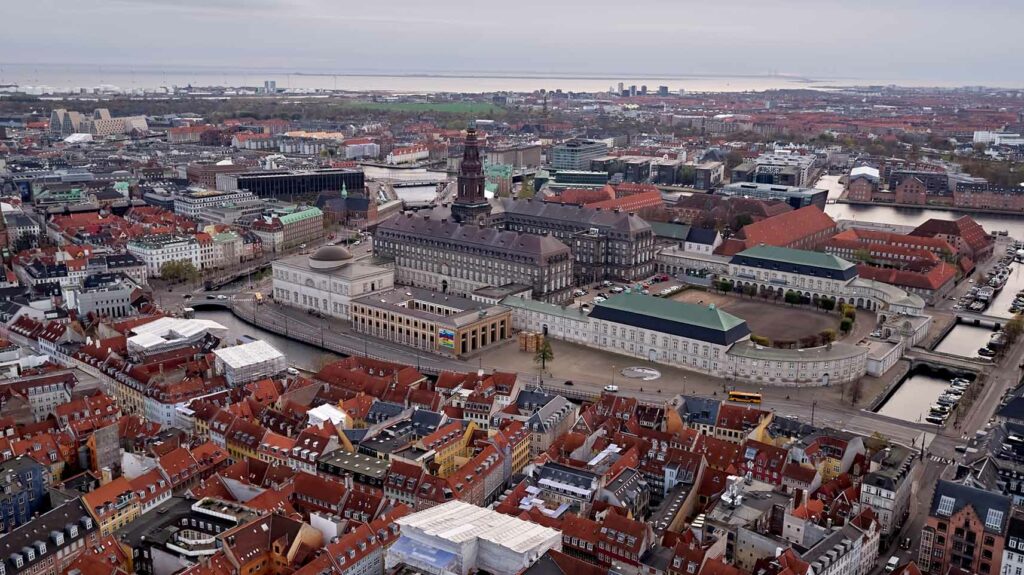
[4,0,1021,85]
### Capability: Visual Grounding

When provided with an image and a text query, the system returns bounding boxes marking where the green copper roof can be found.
[592,292,746,333]
[279,206,323,225]
[735,245,854,271]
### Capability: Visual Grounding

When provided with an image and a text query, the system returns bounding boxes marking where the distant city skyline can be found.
[5,0,1024,87]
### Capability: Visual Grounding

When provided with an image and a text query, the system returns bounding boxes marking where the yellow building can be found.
[225,419,267,463]
[418,421,475,478]
[82,477,140,535]
[499,421,531,475]
[351,288,511,358]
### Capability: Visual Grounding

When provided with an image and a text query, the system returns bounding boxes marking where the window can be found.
[936,495,955,516]
[986,509,1004,531]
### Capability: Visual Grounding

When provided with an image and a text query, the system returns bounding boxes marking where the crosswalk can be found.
[929,455,955,465]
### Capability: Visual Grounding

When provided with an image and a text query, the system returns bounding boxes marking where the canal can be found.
[985,263,1024,319]
[933,323,994,359]
[194,308,341,372]
[875,366,961,423]
[818,174,1024,237]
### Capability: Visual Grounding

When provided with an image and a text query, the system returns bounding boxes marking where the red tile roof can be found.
[718,206,836,255]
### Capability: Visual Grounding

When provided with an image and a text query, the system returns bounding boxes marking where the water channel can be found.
[933,324,994,359]
[195,308,339,372]
[819,174,1024,237]
[875,367,964,423]
[196,176,1024,400]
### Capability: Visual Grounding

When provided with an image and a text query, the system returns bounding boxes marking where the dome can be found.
[308,245,353,270]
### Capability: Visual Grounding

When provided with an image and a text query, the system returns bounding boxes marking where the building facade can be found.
[272,245,394,320]
[492,198,656,283]
[126,235,200,277]
[351,288,511,357]
[550,139,609,171]
[374,213,574,304]
[919,480,1010,575]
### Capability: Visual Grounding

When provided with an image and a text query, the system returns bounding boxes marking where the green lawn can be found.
[338,100,504,114]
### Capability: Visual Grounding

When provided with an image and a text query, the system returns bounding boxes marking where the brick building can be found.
[919,480,1010,575]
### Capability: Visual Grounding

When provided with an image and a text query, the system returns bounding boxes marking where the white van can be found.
[885,556,900,573]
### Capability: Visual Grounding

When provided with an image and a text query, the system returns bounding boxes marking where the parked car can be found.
[603,385,619,393]
[564,380,574,386]
[885,557,900,573]
[286,367,300,376]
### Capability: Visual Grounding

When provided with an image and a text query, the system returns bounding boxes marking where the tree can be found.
[1006,314,1024,344]
[843,307,857,322]
[725,150,745,171]
[534,338,554,371]
[679,165,696,187]
[852,248,873,264]
[840,318,854,333]
[847,378,864,405]
[160,260,200,283]
[518,177,535,199]
[784,290,801,305]
[751,335,771,346]
[819,298,836,312]
[743,284,758,298]
[717,279,734,293]
[821,329,838,343]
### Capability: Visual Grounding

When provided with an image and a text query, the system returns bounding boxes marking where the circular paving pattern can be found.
[620,367,661,381]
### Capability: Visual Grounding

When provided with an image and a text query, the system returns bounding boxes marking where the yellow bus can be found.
[254,292,264,305]
[727,391,763,404]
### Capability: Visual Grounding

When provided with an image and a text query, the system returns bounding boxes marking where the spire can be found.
[451,124,492,225]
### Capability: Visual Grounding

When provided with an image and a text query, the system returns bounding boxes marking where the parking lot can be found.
[569,275,689,310]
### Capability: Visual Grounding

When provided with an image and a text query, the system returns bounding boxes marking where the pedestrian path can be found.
[929,454,955,465]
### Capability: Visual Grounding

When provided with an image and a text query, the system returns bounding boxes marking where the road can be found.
[224,291,1023,452]
[168,250,1024,565]
[153,237,374,311]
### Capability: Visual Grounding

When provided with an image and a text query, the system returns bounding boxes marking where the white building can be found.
[127,317,228,357]
[386,145,429,165]
[724,245,926,317]
[213,340,287,385]
[272,245,394,320]
[502,296,591,346]
[1003,516,1024,575]
[974,131,1024,147]
[127,235,201,277]
[587,294,750,376]
[173,189,259,218]
[307,404,349,429]
[860,445,916,538]
[386,500,562,575]
[5,213,40,246]
[684,228,722,255]
[725,340,868,387]
[502,292,865,387]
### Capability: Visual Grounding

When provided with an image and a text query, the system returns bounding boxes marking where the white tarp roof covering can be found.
[213,339,284,369]
[127,317,228,351]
